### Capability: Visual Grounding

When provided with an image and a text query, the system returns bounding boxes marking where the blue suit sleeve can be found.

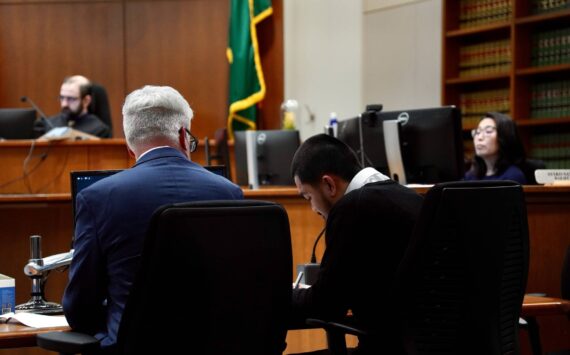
[63,192,107,334]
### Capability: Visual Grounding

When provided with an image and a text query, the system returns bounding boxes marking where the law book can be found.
[0,274,14,315]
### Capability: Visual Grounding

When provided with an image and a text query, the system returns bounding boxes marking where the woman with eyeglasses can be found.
[464,112,527,184]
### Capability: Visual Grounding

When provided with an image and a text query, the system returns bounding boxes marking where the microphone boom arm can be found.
[20,96,55,130]
[23,250,74,276]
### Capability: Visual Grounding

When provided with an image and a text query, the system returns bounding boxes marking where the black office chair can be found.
[521,159,546,185]
[37,200,293,355]
[88,83,112,137]
[205,127,231,180]
[310,180,530,355]
[522,244,570,355]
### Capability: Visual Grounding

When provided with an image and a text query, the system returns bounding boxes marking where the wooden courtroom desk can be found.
[0,324,68,350]
[0,139,215,194]
[0,139,133,194]
[0,296,568,352]
[523,295,570,317]
[0,186,569,353]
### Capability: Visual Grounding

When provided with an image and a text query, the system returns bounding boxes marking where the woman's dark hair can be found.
[469,112,526,179]
[291,134,362,185]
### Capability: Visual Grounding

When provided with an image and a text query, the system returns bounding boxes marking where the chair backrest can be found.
[206,127,231,179]
[521,159,546,185]
[117,200,292,355]
[396,180,529,355]
[88,83,112,136]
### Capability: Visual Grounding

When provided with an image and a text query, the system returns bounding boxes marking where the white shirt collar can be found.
[137,146,171,161]
[345,167,390,195]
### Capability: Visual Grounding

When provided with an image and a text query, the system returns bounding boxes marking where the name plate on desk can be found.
[535,169,570,185]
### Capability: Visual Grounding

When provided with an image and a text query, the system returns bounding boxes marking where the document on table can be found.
[0,312,68,328]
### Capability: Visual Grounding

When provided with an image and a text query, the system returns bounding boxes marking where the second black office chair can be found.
[38,200,293,355]
[310,180,530,355]
[88,83,112,137]
[521,159,546,185]
[205,127,231,180]
[522,244,570,355]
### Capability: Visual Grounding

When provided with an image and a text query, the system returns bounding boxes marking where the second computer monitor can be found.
[0,108,37,139]
[234,130,301,186]
[337,106,464,184]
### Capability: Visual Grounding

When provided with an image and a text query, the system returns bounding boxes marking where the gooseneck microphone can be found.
[20,96,54,129]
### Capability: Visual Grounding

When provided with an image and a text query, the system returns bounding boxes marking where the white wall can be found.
[283,0,363,141]
[284,0,442,140]
[363,0,442,111]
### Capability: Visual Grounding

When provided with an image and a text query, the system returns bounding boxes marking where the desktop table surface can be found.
[522,295,570,317]
[1,295,568,350]
[0,323,68,349]
[1,187,570,352]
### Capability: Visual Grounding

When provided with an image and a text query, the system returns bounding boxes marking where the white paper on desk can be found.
[0,312,68,328]
[291,283,311,289]
[405,183,434,189]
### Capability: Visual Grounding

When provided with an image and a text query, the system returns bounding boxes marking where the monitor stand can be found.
[245,130,259,189]
[383,118,407,185]
[15,235,64,315]
[15,277,62,315]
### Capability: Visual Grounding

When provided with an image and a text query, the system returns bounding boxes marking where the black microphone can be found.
[20,96,54,130]
[310,227,326,263]
[295,226,326,286]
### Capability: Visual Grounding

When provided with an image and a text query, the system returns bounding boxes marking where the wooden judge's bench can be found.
[0,139,134,195]
[0,139,569,354]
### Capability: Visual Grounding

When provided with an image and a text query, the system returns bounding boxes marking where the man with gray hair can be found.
[63,85,243,351]
[38,75,111,138]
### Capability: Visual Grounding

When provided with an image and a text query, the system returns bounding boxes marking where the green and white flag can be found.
[226,0,272,139]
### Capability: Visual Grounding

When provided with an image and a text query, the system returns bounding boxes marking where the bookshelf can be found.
[443,0,570,168]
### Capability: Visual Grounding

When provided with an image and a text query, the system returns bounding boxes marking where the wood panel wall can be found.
[0,0,283,139]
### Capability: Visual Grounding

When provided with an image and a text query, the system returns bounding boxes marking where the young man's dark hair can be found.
[291,133,361,184]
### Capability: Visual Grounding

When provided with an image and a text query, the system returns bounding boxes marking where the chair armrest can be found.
[306,318,349,355]
[327,321,368,337]
[306,318,368,355]
[306,317,368,337]
[518,317,542,355]
[305,318,329,328]
[37,331,100,354]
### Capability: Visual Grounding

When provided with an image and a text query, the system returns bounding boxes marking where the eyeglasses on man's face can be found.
[471,125,497,138]
[59,95,80,103]
[182,127,198,153]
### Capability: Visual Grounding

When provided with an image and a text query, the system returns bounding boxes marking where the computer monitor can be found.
[234,130,301,186]
[0,108,37,139]
[70,169,123,234]
[337,106,464,184]
[205,165,228,179]
[69,165,229,233]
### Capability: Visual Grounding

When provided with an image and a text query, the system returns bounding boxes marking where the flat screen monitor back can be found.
[70,169,123,235]
[234,130,301,186]
[337,106,464,184]
[204,165,228,179]
[0,108,37,139]
[70,165,227,236]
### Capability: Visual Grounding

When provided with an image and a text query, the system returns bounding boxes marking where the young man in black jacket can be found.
[290,134,423,355]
